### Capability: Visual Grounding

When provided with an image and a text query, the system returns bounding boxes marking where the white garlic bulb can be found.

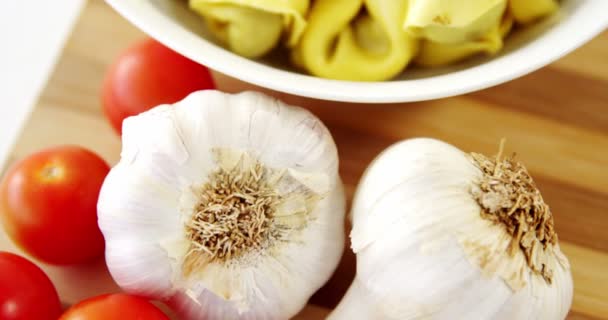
[97,90,345,319]
[330,138,572,320]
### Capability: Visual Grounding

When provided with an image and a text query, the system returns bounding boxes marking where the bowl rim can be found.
[105,0,608,103]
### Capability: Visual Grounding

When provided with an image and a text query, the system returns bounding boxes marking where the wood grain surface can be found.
[1,1,606,319]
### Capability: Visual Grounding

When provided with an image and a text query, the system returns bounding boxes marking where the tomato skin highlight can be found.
[0,146,109,265]
[0,252,62,320]
[102,37,215,134]
[59,294,170,320]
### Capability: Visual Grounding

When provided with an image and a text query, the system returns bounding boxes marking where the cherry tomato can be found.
[0,146,109,265]
[102,37,215,134]
[0,252,62,320]
[59,294,169,320]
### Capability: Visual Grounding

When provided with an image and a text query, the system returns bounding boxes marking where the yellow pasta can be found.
[190,0,308,58]
[404,0,507,44]
[189,0,560,81]
[293,0,418,81]
[509,0,559,24]
[415,13,513,67]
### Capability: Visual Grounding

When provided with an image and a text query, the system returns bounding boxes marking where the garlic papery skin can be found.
[97,90,345,320]
[330,138,572,320]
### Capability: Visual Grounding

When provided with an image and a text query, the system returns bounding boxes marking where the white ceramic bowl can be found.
[106,0,607,103]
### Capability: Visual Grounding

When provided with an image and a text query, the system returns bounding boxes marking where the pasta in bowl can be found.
[106,0,607,102]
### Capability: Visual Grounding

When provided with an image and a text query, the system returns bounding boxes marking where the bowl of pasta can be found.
[106,0,607,103]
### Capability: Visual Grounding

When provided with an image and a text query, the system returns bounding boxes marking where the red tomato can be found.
[0,252,62,320]
[102,37,215,134]
[60,294,169,320]
[0,146,109,265]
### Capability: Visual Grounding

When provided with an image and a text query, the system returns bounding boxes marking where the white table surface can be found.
[0,1,85,169]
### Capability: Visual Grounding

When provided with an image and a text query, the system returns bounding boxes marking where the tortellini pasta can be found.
[414,5,514,67]
[293,0,418,81]
[189,0,309,58]
[189,0,560,81]
[403,0,507,44]
[509,0,559,24]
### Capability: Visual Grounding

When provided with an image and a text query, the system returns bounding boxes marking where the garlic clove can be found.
[98,162,184,298]
[171,91,340,184]
[328,278,381,320]
[98,90,345,319]
[350,137,477,227]
[120,104,191,167]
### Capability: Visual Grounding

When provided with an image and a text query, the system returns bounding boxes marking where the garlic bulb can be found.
[331,138,573,320]
[97,90,345,319]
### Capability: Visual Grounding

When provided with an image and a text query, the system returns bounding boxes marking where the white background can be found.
[0,1,85,168]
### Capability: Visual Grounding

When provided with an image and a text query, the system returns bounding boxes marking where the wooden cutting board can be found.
[1,1,607,319]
